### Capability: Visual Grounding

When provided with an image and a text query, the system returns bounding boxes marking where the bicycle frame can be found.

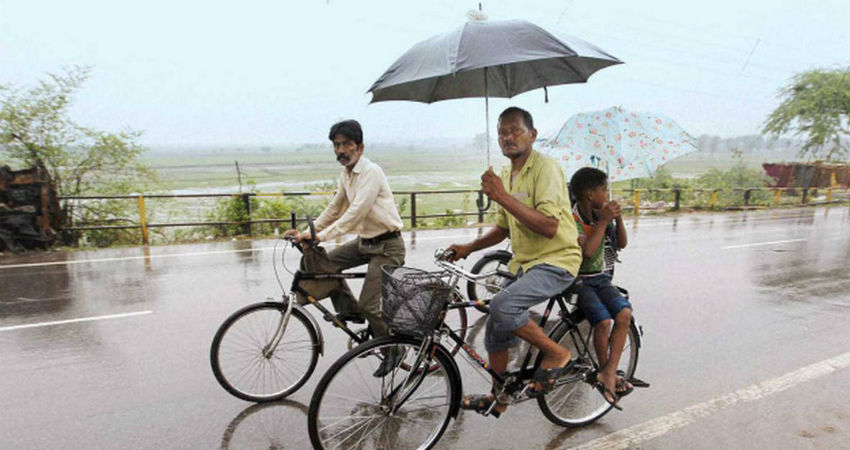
[439,294,574,391]
[288,269,370,343]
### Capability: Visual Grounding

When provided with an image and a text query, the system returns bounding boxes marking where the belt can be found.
[360,230,401,245]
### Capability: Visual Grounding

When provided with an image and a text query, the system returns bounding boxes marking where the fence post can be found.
[137,195,149,246]
[773,189,782,204]
[673,188,681,211]
[477,191,485,223]
[710,189,719,209]
[241,193,252,235]
[633,189,641,215]
[410,192,417,228]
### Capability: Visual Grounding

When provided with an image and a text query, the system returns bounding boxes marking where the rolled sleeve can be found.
[534,160,571,221]
[495,204,509,229]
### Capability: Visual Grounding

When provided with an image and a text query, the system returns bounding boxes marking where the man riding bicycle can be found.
[447,107,583,417]
[286,119,405,377]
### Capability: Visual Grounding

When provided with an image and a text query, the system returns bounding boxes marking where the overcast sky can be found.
[2,0,848,148]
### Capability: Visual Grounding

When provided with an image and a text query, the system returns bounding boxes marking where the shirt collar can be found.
[347,156,368,176]
[519,149,539,176]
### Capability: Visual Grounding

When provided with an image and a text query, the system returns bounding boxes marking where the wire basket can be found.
[381,265,452,337]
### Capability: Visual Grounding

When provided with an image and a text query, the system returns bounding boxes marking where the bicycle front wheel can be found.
[537,319,640,427]
[211,302,320,402]
[308,336,458,450]
[466,252,512,314]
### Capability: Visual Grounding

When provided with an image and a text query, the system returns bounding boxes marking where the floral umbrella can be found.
[539,106,699,182]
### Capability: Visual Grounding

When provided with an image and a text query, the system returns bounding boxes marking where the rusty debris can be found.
[0,165,62,251]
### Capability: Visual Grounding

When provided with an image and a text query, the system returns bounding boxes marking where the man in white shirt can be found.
[287,120,405,376]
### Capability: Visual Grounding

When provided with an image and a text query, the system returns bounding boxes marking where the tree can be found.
[762,67,850,161]
[0,67,155,245]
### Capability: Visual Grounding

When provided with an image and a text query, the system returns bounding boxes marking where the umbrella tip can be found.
[466,9,488,22]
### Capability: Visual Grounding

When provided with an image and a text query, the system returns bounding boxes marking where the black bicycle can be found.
[307,249,646,450]
[210,214,473,402]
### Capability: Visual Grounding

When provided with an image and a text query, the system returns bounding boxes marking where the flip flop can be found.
[528,360,577,398]
[616,377,634,398]
[460,394,502,418]
[594,383,623,411]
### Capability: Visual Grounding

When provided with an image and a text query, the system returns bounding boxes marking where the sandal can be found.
[460,394,502,418]
[527,360,577,398]
[594,383,623,411]
[616,377,634,398]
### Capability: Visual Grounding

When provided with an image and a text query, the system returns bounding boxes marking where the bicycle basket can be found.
[381,265,451,337]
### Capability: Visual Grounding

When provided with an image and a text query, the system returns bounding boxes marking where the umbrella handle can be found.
[476,195,492,212]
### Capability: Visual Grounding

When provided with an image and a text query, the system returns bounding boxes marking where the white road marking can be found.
[565,352,850,450]
[721,238,807,250]
[0,310,153,332]
[0,234,474,270]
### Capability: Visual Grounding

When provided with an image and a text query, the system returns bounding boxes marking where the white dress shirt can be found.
[314,156,404,242]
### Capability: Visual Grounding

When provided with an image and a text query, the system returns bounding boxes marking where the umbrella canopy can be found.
[368,17,622,166]
[368,19,622,103]
[539,106,699,182]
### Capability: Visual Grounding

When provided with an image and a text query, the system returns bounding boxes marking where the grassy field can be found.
[136,147,809,233]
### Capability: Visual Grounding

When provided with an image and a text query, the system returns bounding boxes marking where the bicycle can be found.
[210,214,471,402]
[307,248,646,450]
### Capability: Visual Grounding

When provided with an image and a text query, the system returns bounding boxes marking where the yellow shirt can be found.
[495,150,582,276]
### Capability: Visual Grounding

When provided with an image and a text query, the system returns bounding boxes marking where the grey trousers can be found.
[298,235,405,337]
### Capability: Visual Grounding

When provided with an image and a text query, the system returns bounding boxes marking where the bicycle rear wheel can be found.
[537,319,640,427]
[211,302,319,402]
[308,336,459,450]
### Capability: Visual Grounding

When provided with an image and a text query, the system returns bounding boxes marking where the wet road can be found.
[1,206,849,450]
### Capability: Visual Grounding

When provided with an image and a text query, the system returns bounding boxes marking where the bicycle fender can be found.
[481,249,512,261]
[630,318,642,350]
[435,343,463,419]
[293,303,325,355]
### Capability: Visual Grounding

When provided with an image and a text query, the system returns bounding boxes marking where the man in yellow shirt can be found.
[447,107,582,417]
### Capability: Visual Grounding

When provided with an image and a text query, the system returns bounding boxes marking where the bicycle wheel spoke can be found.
[311,339,454,450]
[213,304,318,401]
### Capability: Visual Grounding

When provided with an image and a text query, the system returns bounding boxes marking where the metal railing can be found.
[59,186,849,245]
[59,190,491,245]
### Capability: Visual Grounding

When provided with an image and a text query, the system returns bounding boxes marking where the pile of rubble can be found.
[0,165,62,251]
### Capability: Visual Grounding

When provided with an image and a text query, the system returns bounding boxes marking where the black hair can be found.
[498,107,534,130]
[328,120,363,145]
[569,167,608,200]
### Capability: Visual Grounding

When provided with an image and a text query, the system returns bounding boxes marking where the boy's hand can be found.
[600,201,621,223]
